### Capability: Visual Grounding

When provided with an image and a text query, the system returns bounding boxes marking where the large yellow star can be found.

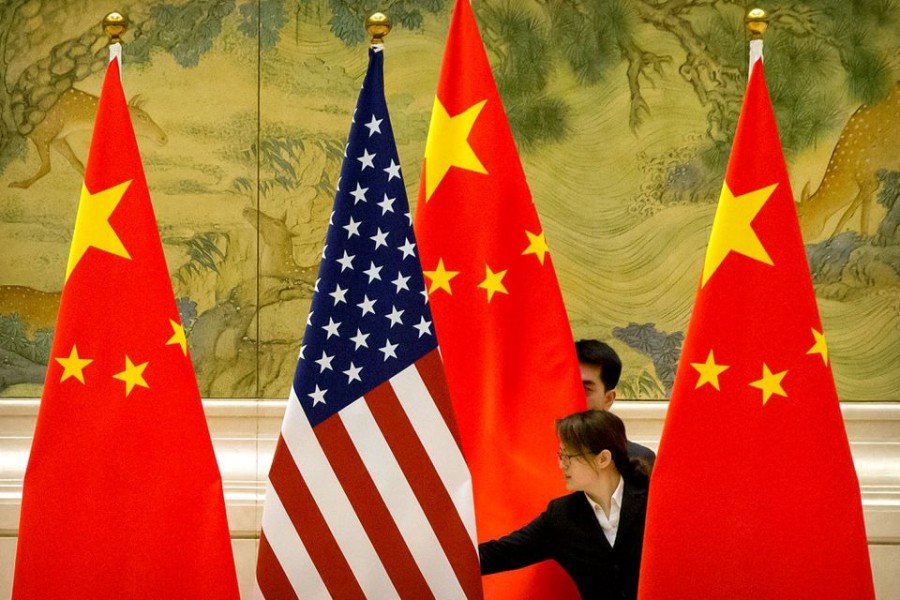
[690,350,729,391]
[113,355,149,397]
[423,258,460,295]
[166,319,188,356]
[56,345,93,384]
[749,363,788,405]
[702,181,777,287]
[478,265,508,302]
[423,98,488,201]
[807,328,828,365]
[522,230,550,265]
[66,180,133,280]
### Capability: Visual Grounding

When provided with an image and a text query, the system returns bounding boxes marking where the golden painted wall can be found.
[1,0,898,401]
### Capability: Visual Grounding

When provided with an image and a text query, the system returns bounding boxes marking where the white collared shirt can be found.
[586,475,624,547]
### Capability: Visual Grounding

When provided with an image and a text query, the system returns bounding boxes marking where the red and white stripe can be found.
[256,349,481,599]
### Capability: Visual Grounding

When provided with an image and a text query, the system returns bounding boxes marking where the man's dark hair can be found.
[575,339,622,390]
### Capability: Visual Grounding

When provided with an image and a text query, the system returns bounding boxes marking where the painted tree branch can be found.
[633,0,743,145]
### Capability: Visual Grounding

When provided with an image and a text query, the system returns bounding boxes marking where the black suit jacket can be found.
[479,479,648,599]
[627,440,656,469]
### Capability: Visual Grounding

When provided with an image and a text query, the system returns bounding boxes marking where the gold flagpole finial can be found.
[745,8,769,40]
[103,12,128,45]
[366,12,392,44]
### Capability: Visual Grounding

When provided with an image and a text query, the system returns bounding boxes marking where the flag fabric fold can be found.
[638,58,875,599]
[13,55,239,599]
[254,45,483,600]
[414,1,584,598]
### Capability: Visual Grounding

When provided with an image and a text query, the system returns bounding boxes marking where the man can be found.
[576,339,656,466]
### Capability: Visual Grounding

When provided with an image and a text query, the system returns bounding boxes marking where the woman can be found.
[479,409,651,599]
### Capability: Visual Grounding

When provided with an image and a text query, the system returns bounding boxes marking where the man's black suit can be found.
[627,440,655,468]
[479,479,648,599]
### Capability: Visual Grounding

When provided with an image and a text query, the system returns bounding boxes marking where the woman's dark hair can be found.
[556,409,650,483]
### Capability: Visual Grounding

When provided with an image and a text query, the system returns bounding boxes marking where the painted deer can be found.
[0,285,61,335]
[9,88,168,189]
[242,206,318,283]
[796,82,900,242]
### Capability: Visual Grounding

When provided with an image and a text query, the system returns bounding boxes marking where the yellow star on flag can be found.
[749,363,788,405]
[113,355,149,397]
[423,98,488,201]
[423,258,460,295]
[690,350,729,390]
[702,181,777,287]
[166,319,189,356]
[56,345,93,384]
[66,180,133,281]
[522,230,550,265]
[478,265,508,302]
[807,328,828,365]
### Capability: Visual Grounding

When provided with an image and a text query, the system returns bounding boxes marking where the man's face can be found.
[580,362,616,410]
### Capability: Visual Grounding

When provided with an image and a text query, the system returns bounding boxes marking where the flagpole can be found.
[745,8,768,71]
[103,11,127,68]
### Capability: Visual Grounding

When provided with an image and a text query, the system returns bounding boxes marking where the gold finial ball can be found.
[103,12,128,43]
[745,8,769,38]
[366,12,392,43]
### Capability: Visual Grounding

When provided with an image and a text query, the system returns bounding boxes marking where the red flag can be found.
[414,1,583,597]
[13,56,239,599]
[255,46,482,599]
[639,58,874,599]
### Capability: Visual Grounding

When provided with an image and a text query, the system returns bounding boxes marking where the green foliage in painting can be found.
[301,0,447,46]
[138,0,237,68]
[174,231,229,286]
[230,134,343,200]
[466,0,900,195]
[618,369,666,400]
[0,313,27,356]
[314,138,347,196]
[239,0,287,48]
[0,314,51,365]
[876,170,900,246]
[478,2,568,148]
[232,136,308,197]
[613,322,683,397]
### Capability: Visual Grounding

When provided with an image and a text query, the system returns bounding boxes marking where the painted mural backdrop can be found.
[0,0,897,400]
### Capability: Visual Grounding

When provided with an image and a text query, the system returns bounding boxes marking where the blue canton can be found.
[294,47,436,427]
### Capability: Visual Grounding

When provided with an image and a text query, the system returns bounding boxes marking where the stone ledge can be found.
[0,399,898,543]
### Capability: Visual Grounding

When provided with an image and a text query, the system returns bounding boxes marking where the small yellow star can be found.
[807,328,828,365]
[166,319,188,356]
[690,350,729,391]
[66,180,133,281]
[113,355,149,397]
[56,345,93,384]
[478,265,508,302]
[423,258,460,295]
[423,98,488,201]
[749,363,788,405]
[522,230,550,265]
[702,181,777,287]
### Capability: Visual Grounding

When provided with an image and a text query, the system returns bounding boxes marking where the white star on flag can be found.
[364,115,382,136]
[350,183,368,204]
[384,159,402,181]
[357,148,376,170]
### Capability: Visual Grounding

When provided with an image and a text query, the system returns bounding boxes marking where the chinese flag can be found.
[638,59,874,598]
[13,56,239,599]
[414,1,583,598]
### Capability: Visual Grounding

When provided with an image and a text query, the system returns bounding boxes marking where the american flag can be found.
[254,46,483,599]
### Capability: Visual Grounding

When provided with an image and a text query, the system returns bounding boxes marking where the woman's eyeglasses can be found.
[556,450,586,466]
